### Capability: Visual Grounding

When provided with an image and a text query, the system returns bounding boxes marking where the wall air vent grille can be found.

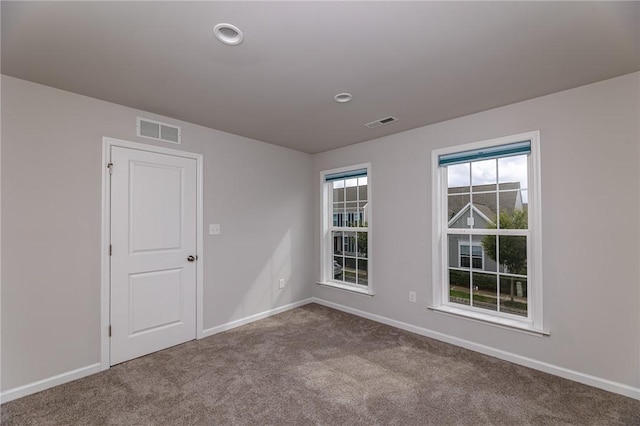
[364,116,398,129]
[137,117,181,144]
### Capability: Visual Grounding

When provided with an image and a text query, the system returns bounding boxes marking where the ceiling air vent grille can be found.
[137,117,181,144]
[364,116,398,129]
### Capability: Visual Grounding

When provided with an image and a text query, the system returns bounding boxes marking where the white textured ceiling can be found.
[2,1,639,153]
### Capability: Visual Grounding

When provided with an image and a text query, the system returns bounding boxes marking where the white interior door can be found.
[110,146,197,365]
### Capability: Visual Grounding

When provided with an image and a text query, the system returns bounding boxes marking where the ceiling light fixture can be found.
[334,93,353,103]
[365,116,397,128]
[214,23,244,46]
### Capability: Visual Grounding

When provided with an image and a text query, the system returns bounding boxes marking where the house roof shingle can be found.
[447,182,522,222]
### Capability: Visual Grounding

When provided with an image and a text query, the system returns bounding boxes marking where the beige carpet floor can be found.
[1,303,639,425]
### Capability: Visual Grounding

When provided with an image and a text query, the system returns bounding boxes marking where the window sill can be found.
[427,305,549,337]
[316,281,375,296]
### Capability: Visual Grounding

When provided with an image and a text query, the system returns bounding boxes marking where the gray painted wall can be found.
[2,72,638,395]
[1,76,314,391]
[313,72,640,388]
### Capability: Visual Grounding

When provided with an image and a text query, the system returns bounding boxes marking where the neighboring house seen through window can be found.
[432,132,543,333]
[320,164,372,295]
[459,242,483,270]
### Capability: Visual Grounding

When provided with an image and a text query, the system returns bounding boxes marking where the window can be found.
[320,164,372,295]
[432,132,543,333]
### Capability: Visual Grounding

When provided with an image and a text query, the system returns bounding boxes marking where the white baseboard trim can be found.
[310,297,640,401]
[4,299,637,404]
[1,299,313,404]
[200,298,314,338]
[1,363,102,404]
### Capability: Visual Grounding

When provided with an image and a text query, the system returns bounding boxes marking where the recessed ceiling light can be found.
[214,23,244,46]
[334,93,353,103]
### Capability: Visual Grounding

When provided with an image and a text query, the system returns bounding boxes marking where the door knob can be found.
[187,255,196,262]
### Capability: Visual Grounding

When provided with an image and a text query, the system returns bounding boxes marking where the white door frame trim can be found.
[100,137,204,371]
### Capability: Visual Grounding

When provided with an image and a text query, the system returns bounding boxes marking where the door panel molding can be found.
[101,137,203,370]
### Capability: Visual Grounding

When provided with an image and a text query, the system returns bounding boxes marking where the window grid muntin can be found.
[446,240,531,318]
[329,173,368,287]
[448,155,529,232]
[444,151,531,320]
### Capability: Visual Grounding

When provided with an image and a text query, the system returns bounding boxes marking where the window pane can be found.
[477,235,496,272]
[497,208,527,230]
[519,190,528,210]
[471,191,497,227]
[345,179,358,201]
[449,234,470,268]
[333,203,345,227]
[498,190,527,229]
[471,272,497,311]
[333,181,345,202]
[345,202,358,227]
[498,236,527,275]
[343,231,357,257]
[356,259,368,286]
[344,257,357,284]
[498,154,528,189]
[356,231,368,258]
[345,186,357,202]
[499,275,527,317]
[449,269,470,306]
[332,231,343,255]
[448,163,470,188]
[358,202,368,227]
[358,181,368,202]
[447,193,470,228]
[471,159,497,186]
[333,256,344,281]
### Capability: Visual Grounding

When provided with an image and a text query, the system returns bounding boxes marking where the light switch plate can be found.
[209,224,221,235]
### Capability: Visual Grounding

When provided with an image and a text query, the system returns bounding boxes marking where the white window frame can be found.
[430,131,545,335]
[318,163,373,296]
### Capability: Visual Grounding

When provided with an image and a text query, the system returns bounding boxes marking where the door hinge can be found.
[109,244,112,256]
[109,325,112,337]
[107,162,113,175]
